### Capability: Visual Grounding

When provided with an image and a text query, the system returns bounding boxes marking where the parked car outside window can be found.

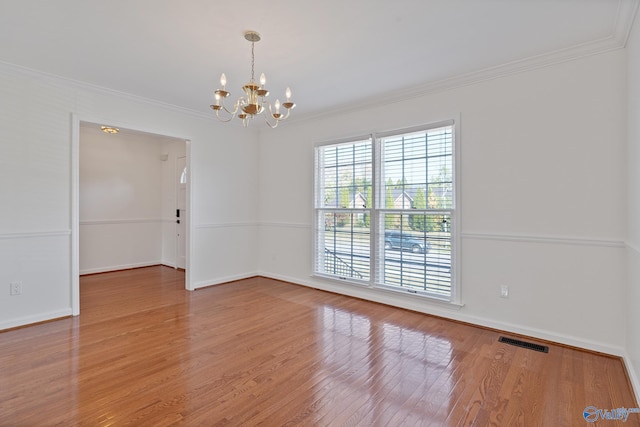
[384,230,430,254]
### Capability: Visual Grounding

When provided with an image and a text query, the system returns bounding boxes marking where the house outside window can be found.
[314,120,458,303]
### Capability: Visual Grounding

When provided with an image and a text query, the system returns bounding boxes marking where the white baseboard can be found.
[80,261,163,275]
[193,271,260,290]
[452,313,625,356]
[623,353,640,404]
[258,271,626,357]
[0,309,73,331]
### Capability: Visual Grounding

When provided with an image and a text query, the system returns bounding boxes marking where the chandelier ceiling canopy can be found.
[210,31,296,128]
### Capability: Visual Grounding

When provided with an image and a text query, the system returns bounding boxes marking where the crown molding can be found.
[2,0,638,128]
[0,59,212,121]
[615,0,640,47]
[290,0,640,127]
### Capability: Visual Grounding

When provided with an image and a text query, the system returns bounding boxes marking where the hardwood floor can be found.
[1,266,637,426]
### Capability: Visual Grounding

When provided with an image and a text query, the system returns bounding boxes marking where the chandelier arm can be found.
[220,101,239,116]
[215,108,235,123]
[214,97,240,121]
[264,114,279,129]
[265,102,291,122]
[279,108,292,121]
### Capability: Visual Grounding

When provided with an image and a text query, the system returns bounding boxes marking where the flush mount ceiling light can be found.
[100,126,119,134]
[210,31,296,128]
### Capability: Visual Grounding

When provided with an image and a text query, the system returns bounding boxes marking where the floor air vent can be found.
[498,336,549,353]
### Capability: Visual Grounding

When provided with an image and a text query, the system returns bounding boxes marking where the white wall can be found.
[79,125,173,274]
[258,50,628,355]
[0,62,259,329]
[627,10,640,399]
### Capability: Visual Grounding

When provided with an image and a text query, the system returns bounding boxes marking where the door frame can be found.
[71,114,193,316]
[175,154,187,270]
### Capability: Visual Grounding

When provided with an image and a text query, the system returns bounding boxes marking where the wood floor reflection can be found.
[0,266,637,426]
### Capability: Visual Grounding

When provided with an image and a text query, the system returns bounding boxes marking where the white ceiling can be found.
[0,0,638,120]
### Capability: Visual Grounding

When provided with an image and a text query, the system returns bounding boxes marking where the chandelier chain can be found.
[251,42,255,82]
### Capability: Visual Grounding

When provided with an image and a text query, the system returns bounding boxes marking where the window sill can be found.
[375,283,464,310]
[310,273,464,310]
[311,273,371,288]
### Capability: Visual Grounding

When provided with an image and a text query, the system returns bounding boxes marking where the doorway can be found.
[71,117,191,315]
[176,155,187,270]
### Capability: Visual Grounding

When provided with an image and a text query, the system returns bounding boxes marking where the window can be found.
[315,137,372,281]
[314,121,457,302]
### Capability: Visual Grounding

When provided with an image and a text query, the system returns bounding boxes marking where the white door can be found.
[176,156,187,269]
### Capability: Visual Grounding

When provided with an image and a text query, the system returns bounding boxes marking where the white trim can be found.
[2,1,637,128]
[623,352,640,403]
[311,272,465,309]
[616,0,640,48]
[193,271,260,289]
[0,60,211,121]
[259,271,626,357]
[454,313,626,357]
[162,261,177,269]
[462,232,625,248]
[375,119,456,139]
[72,115,194,299]
[313,134,373,149]
[80,261,163,276]
[626,241,640,254]
[0,309,73,332]
[313,121,460,302]
[256,223,626,250]
[452,116,462,304]
[184,141,193,290]
[259,221,310,229]
[79,218,167,226]
[289,0,639,126]
[194,222,260,229]
[294,44,631,127]
[71,114,80,316]
[0,230,71,240]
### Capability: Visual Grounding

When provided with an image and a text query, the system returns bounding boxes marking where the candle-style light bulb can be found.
[220,73,227,89]
[215,92,220,106]
[285,87,292,101]
[260,73,266,87]
[275,99,281,114]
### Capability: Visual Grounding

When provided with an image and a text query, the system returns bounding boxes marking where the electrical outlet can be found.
[10,282,22,296]
[500,285,509,298]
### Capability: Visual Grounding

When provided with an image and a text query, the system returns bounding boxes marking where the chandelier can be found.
[210,31,296,128]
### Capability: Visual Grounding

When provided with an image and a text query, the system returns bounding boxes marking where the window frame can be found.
[313,119,460,305]
[314,135,373,285]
